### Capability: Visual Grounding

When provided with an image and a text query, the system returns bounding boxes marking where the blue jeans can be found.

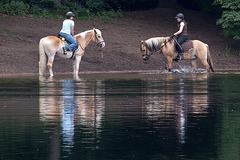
[60,32,77,51]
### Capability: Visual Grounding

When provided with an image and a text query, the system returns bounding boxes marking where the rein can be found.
[156,37,172,55]
[160,37,172,49]
[78,42,85,51]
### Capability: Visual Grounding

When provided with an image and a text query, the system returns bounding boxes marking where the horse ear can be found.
[93,28,97,35]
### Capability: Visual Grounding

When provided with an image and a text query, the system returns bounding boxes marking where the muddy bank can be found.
[0,8,239,75]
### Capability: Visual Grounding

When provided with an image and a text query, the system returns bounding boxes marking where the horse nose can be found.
[98,42,105,48]
[101,42,105,48]
[143,56,149,61]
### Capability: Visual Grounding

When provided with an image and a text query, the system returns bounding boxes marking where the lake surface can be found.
[0,72,240,160]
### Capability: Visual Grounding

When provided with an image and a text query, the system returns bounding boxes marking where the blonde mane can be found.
[145,37,168,52]
[75,29,102,39]
[75,29,93,39]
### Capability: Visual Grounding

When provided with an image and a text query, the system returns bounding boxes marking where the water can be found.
[0,72,240,160]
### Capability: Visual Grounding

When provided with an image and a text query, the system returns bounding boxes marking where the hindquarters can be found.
[39,36,62,76]
[192,40,214,72]
[39,38,47,75]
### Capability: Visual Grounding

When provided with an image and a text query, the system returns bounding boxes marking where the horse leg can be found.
[73,55,82,77]
[203,61,211,72]
[191,60,198,72]
[197,53,211,72]
[166,57,173,72]
[197,57,211,72]
[47,56,55,77]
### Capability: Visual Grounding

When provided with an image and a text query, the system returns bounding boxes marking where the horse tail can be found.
[206,44,214,72]
[39,38,47,75]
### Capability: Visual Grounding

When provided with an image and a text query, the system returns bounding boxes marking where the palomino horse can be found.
[39,28,105,77]
[140,37,214,72]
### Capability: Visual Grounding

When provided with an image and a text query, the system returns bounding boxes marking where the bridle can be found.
[142,37,172,60]
[94,29,105,47]
[141,42,151,61]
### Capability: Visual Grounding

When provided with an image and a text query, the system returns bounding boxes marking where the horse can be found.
[140,37,214,72]
[39,28,105,77]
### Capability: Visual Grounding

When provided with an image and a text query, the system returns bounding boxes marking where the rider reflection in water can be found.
[176,78,186,144]
[62,80,76,153]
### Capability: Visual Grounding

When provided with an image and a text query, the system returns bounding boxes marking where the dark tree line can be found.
[0,0,239,40]
[0,0,214,12]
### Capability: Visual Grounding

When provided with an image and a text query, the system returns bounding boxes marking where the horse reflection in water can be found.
[142,73,209,145]
[39,76,105,159]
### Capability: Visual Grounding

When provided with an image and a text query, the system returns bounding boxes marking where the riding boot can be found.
[63,47,73,55]
[179,52,184,60]
[173,55,180,62]
[63,47,68,55]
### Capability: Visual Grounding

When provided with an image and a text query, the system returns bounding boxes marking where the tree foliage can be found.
[0,0,158,18]
[2,0,239,41]
[213,0,240,40]
[0,1,29,15]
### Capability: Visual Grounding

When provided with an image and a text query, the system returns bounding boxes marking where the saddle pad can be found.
[183,40,193,52]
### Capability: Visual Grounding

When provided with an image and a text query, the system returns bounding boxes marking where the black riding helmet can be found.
[66,12,74,19]
[175,13,184,19]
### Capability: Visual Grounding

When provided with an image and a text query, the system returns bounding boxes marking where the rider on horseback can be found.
[59,12,77,55]
[173,13,188,61]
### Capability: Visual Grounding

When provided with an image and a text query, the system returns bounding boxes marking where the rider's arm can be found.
[174,22,184,36]
[71,25,74,37]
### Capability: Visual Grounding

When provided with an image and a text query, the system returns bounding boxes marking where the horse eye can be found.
[98,36,101,38]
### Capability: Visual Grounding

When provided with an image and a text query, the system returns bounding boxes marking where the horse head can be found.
[140,40,151,61]
[93,28,105,48]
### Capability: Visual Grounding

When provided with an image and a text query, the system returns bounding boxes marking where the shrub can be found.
[213,0,240,40]
[0,1,29,15]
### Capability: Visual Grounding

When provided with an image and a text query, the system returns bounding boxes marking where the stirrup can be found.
[64,50,73,55]
[63,47,73,55]
[179,55,184,60]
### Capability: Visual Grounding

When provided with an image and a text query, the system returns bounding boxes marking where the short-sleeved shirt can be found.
[180,22,185,27]
[60,19,74,35]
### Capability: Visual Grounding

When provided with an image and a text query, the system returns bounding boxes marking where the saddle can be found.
[182,40,193,53]
[57,34,78,52]
[174,39,193,53]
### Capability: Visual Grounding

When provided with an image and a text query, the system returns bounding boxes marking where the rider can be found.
[173,13,188,61]
[59,11,77,54]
